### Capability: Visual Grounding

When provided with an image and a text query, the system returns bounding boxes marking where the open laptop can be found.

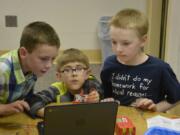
[42,102,118,135]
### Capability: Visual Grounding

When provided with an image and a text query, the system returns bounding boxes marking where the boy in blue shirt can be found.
[101,8,180,112]
[0,21,60,116]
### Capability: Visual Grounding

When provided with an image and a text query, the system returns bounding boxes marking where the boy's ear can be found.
[143,34,148,41]
[140,34,148,47]
[19,47,28,59]
[85,68,91,79]
[56,71,62,81]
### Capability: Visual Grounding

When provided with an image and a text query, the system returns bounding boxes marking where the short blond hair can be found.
[56,48,90,71]
[110,8,148,37]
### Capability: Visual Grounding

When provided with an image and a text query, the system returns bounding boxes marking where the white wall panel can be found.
[0,0,147,50]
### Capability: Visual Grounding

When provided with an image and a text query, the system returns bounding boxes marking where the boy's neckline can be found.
[116,53,149,66]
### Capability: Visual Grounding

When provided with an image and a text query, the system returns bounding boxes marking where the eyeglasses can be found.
[60,66,87,75]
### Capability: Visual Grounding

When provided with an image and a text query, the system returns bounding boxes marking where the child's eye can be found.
[111,40,117,45]
[76,67,85,72]
[52,57,56,61]
[40,57,50,61]
[123,42,130,46]
[62,68,71,73]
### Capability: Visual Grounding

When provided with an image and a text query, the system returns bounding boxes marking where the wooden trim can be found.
[0,49,102,64]
[59,49,102,64]
[164,0,172,61]
[0,50,9,56]
[147,0,162,58]
[80,49,102,64]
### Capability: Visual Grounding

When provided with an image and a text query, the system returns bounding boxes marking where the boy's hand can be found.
[100,98,115,102]
[100,98,120,104]
[85,90,100,103]
[0,100,30,116]
[36,108,45,118]
[133,98,157,111]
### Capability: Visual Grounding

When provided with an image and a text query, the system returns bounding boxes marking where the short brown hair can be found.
[20,21,60,53]
[56,48,90,71]
[110,8,148,37]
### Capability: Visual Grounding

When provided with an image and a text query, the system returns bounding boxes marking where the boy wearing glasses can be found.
[26,48,103,118]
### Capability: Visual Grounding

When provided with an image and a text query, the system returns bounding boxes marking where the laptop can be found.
[42,102,118,135]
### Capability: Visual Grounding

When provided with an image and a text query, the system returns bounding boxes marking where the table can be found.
[116,106,179,135]
[0,105,179,135]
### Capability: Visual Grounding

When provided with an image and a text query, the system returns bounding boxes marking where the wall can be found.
[0,0,147,63]
[165,0,180,81]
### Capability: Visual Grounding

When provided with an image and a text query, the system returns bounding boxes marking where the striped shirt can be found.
[25,75,104,118]
[0,49,37,103]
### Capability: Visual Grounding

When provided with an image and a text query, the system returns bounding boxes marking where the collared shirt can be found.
[0,49,37,103]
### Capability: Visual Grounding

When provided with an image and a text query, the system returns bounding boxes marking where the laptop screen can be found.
[43,102,118,135]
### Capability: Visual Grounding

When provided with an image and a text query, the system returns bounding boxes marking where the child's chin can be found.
[36,72,44,77]
[70,87,81,92]
[36,71,47,77]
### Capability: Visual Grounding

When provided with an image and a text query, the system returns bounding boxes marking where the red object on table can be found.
[115,115,136,135]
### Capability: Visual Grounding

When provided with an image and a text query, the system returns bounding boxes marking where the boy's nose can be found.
[45,61,52,69]
[71,69,78,76]
[116,44,123,52]
[72,70,78,74]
